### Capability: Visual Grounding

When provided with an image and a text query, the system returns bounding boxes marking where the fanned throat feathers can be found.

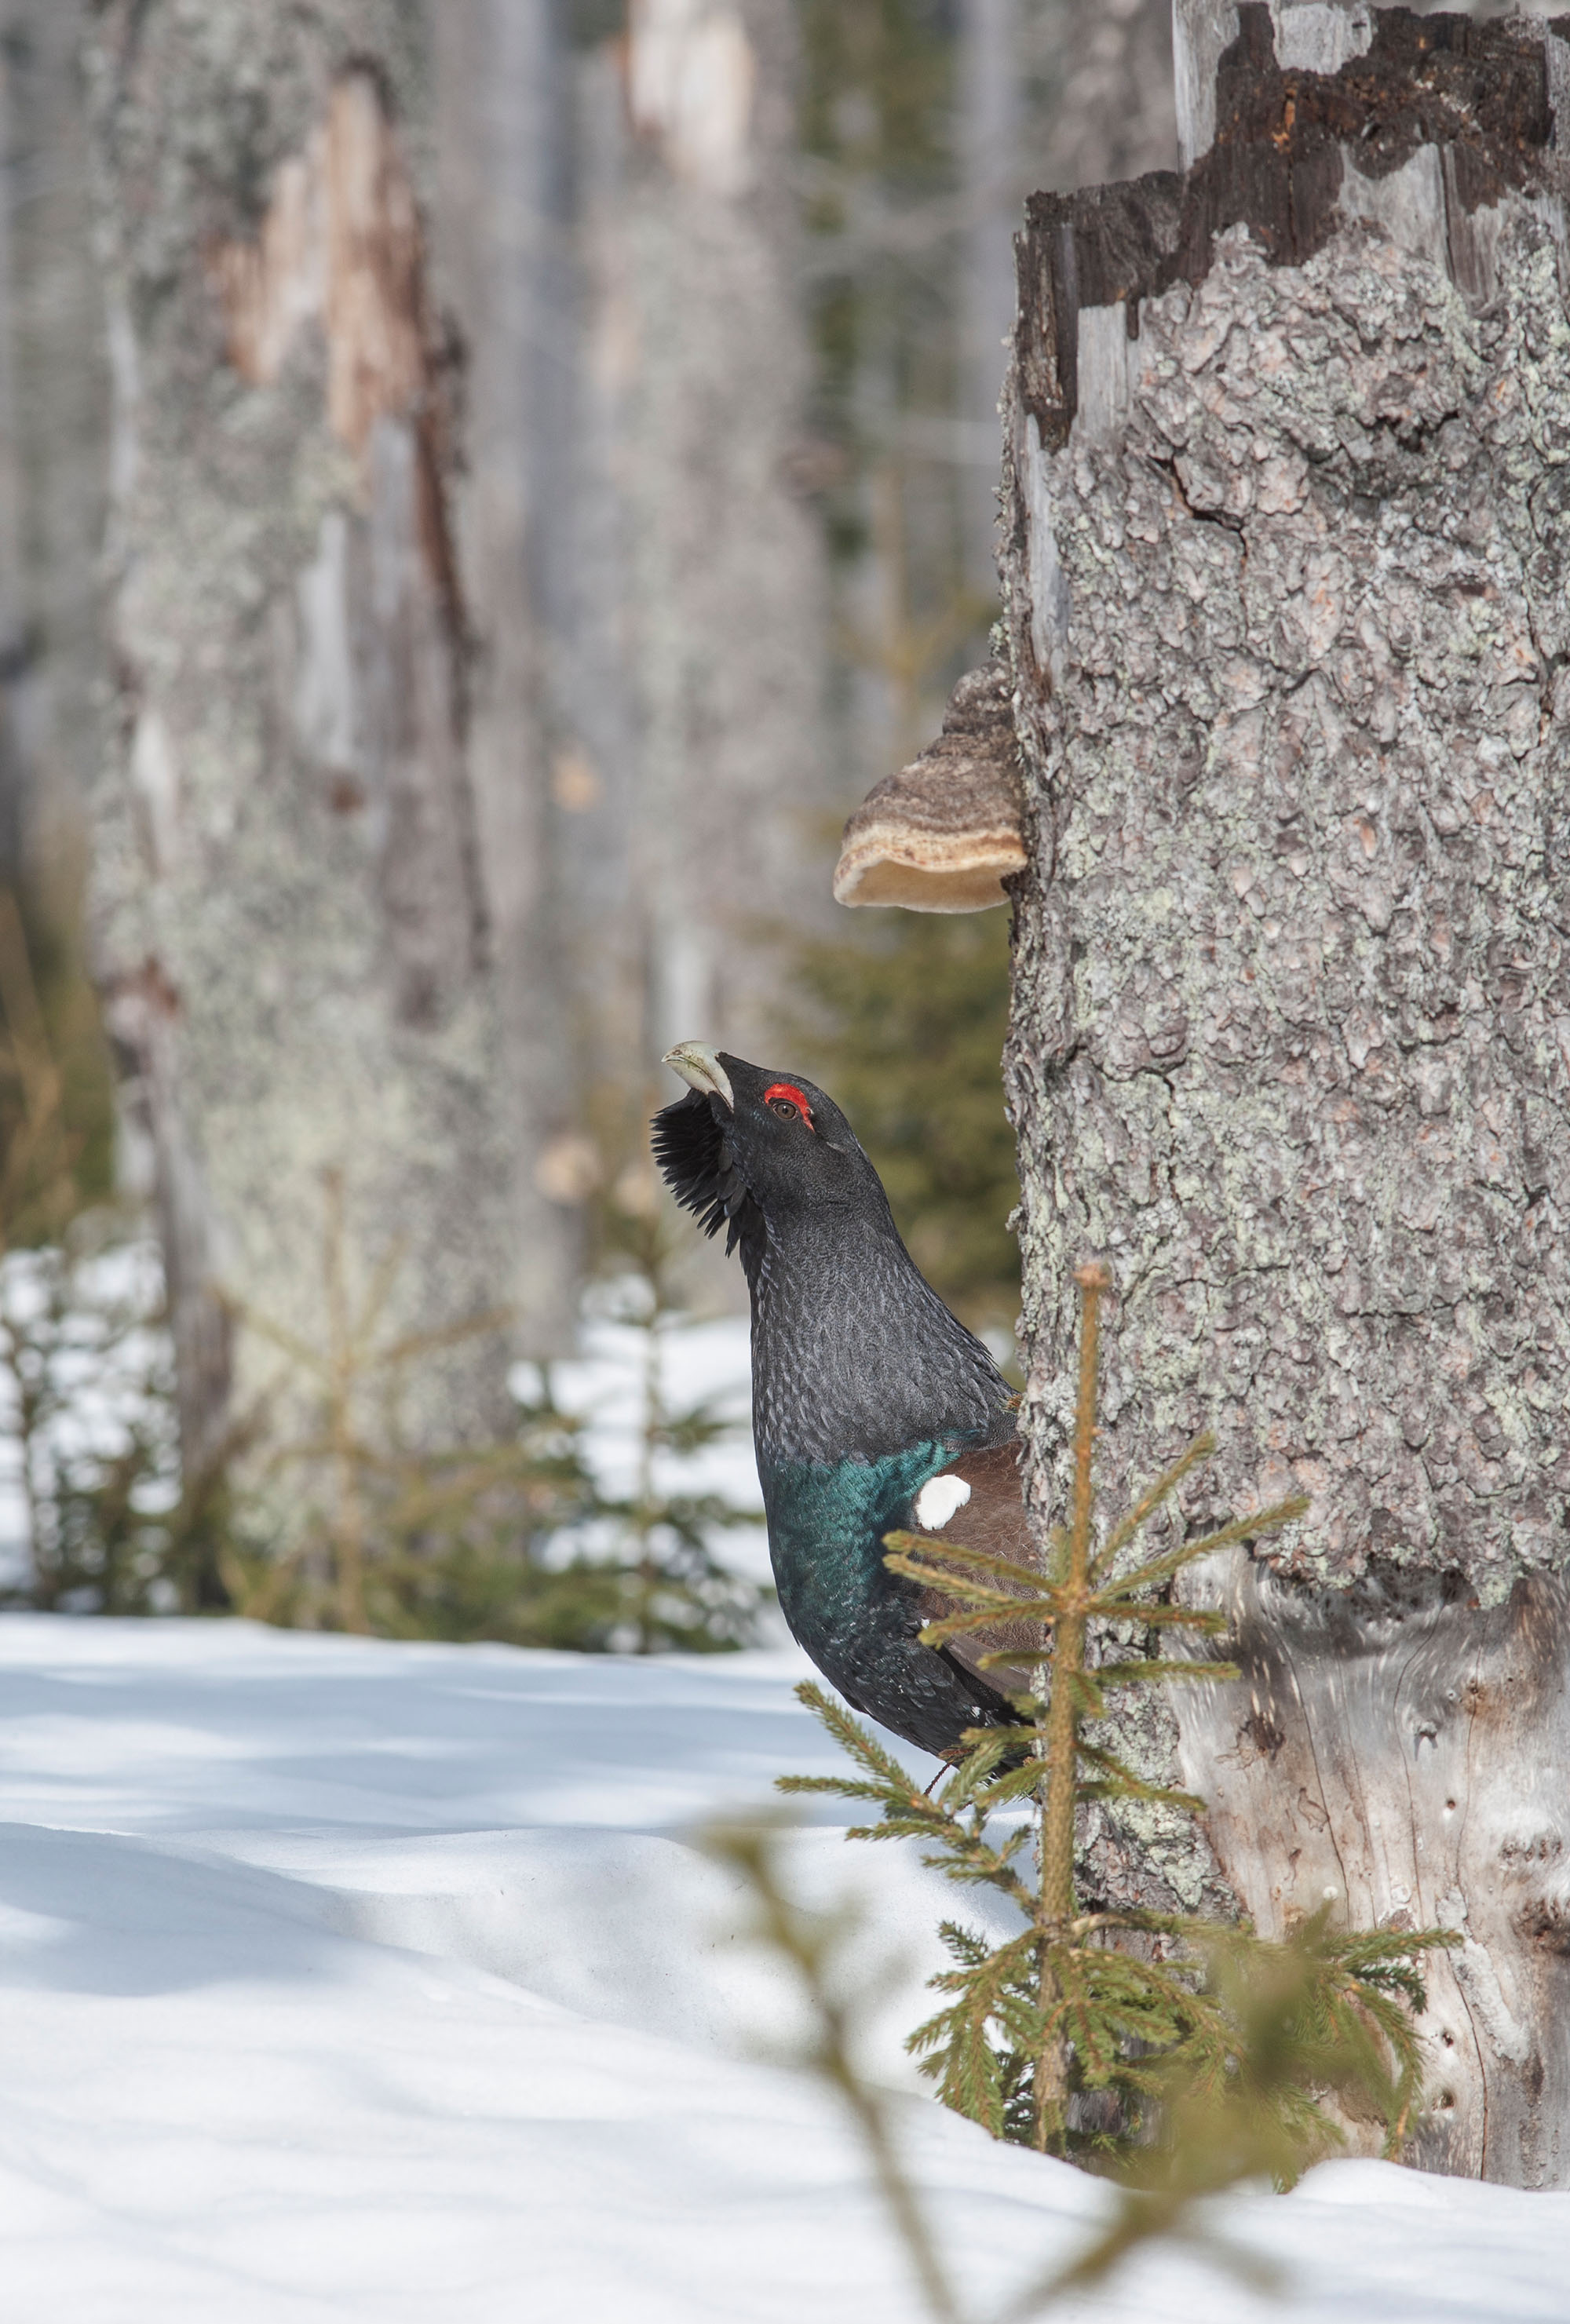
[650,1089,767,1280]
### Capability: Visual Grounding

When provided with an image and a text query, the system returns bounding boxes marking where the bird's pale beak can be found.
[662,1042,735,1111]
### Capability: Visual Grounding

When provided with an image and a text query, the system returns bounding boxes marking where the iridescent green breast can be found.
[761,1443,955,1670]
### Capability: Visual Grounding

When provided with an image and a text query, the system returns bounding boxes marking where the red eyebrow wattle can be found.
[764,1082,812,1119]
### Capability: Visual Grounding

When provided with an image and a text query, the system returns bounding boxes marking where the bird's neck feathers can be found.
[748,1201,1010,1471]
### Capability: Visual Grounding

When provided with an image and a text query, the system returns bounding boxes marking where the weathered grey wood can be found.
[1175,1557,1570,2178]
[1002,5,1570,2180]
[1177,2,1378,167]
[82,5,566,1494]
[1174,0,1240,167]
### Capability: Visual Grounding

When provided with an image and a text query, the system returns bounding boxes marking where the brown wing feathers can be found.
[909,1440,1046,1700]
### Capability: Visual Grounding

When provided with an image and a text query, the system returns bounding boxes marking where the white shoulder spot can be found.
[913,1473,973,1531]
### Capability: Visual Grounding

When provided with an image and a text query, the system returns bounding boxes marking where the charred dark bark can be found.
[1002,3,1570,2183]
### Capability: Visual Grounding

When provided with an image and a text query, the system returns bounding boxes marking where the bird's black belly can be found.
[825,1625,1021,1762]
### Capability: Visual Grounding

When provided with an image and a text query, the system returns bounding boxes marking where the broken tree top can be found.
[1021,5,1570,452]
[834,5,1570,914]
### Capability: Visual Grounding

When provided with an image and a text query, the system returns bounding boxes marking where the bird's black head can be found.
[651,1044,894,1280]
[652,1040,1012,1466]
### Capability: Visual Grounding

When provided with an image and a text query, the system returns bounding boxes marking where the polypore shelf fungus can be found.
[993,1,1570,2188]
[832,662,1028,912]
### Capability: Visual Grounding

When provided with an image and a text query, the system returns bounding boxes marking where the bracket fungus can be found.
[831,662,1027,912]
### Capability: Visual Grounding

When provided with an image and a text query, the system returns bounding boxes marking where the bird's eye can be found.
[763,1081,814,1129]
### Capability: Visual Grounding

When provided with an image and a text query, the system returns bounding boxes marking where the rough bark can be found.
[1002,3,1570,2182]
[83,4,566,1490]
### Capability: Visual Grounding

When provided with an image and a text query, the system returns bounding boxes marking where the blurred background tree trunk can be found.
[1003,0,1570,2184]
[0,20,26,893]
[0,0,117,1227]
[81,2,571,1507]
[63,0,1186,1398]
[433,0,582,1326]
[0,0,111,977]
[594,0,831,1079]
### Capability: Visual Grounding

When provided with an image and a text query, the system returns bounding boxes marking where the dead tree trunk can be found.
[1002,3,1570,2184]
[82,5,568,1496]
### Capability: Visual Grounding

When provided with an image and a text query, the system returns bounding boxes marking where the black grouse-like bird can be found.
[652,1042,1032,1760]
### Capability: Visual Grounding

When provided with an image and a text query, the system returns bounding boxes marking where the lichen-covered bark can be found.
[84,2,567,1487]
[1001,5,1570,2183]
[1012,204,1570,1597]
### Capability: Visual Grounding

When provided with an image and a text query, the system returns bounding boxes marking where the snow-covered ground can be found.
[0,1615,1567,2322]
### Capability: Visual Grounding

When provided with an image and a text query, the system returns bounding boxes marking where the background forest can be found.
[0,0,1180,1638]
[5,1,1570,2293]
